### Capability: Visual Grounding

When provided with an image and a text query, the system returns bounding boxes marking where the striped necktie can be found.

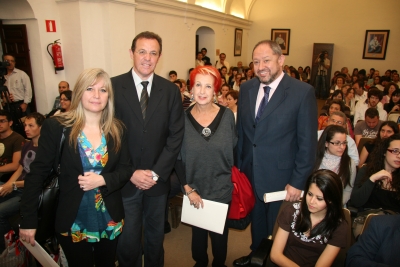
[140,81,149,119]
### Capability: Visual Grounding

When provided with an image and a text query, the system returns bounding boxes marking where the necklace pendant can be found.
[202,127,211,137]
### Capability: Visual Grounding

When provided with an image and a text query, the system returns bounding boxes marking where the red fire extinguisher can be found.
[47,39,64,73]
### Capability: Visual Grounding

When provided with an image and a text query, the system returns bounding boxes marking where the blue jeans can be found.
[0,183,23,251]
[315,75,328,99]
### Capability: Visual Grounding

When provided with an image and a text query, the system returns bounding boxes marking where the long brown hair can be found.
[56,68,124,152]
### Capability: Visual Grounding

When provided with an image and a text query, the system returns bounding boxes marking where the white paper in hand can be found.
[181,195,228,234]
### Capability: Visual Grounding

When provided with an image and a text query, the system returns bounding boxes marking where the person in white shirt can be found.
[317,111,359,166]
[352,80,367,104]
[215,53,230,70]
[353,88,387,126]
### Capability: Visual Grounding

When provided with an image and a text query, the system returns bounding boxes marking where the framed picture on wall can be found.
[271,29,290,55]
[234,28,243,56]
[362,30,390,60]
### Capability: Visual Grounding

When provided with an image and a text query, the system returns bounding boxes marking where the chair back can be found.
[387,111,400,123]
[360,213,379,235]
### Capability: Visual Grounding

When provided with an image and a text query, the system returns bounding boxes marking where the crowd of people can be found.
[0,31,398,267]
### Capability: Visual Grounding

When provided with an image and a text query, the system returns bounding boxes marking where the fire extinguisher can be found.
[47,39,64,73]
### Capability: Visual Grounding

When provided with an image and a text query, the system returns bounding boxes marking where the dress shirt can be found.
[131,69,154,99]
[5,68,32,104]
[255,71,285,116]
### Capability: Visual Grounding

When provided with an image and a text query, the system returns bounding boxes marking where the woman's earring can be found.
[190,94,194,101]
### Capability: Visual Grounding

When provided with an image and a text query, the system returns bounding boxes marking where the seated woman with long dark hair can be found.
[350,134,400,213]
[383,88,400,113]
[270,169,348,267]
[314,125,356,205]
[358,121,399,168]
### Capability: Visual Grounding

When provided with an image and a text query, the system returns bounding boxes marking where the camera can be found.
[0,61,10,77]
[319,51,327,63]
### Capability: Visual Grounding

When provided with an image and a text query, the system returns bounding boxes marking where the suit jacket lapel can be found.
[257,75,288,123]
[249,80,259,121]
[144,75,163,125]
[120,71,143,122]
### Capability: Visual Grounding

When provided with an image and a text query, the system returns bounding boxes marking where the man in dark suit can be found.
[233,40,317,266]
[112,31,184,267]
[346,215,400,266]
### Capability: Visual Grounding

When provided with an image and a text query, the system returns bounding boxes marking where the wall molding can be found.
[55,0,137,7]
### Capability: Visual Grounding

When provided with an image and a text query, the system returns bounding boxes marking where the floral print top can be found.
[61,132,123,242]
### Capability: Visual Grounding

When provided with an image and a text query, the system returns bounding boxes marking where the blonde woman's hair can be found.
[56,68,123,152]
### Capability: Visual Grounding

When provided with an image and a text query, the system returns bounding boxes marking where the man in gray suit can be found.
[112,31,184,267]
[233,40,317,266]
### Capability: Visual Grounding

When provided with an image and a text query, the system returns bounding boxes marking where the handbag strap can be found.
[55,128,66,175]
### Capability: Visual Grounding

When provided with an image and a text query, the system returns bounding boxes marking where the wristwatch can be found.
[12,182,17,191]
[151,171,159,181]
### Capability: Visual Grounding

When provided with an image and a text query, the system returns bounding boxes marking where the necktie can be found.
[140,81,149,119]
[255,86,271,123]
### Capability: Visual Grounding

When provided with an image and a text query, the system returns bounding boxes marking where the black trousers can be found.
[191,220,229,267]
[57,233,118,267]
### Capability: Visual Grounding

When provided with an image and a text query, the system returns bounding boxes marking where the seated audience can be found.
[231,73,242,91]
[358,121,399,168]
[0,110,25,181]
[317,111,359,166]
[195,51,204,67]
[353,80,367,104]
[179,79,190,98]
[354,108,383,146]
[346,215,400,267]
[298,66,307,82]
[381,82,399,105]
[343,87,356,117]
[350,134,400,213]
[270,169,348,267]
[52,81,70,110]
[290,69,300,80]
[318,100,352,137]
[226,90,238,123]
[383,88,400,113]
[217,84,230,107]
[393,73,400,86]
[315,125,356,205]
[228,67,238,85]
[169,70,177,82]
[244,68,253,81]
[47,90,72,117]
[330,76,345,93]
[220,66,229,83]
[304,66,311,83]
[341,67,352,83]
[353,88,387,126]
[320,91,347,116]
[372,76,384,91]
[0,112,44,252]
[173,80,192,110]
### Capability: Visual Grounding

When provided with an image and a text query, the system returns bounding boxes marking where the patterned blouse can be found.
[61,132,123,242]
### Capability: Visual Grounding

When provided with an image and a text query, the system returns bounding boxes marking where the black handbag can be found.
[226,213,252,230]
[35,128,66,242]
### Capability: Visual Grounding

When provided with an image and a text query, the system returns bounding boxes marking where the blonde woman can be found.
[20,68,132,267]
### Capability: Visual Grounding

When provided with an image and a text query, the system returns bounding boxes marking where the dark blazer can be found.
[346,215,400,267]
[112,70,184,197]
[20,118,132,233]
[236,74,317,199]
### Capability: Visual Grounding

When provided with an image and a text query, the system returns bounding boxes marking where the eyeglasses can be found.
[136,50,159,58]
[387,149,400,155]
[329,141,348,147]
[60,98,70,102]
[0,119,8,123]
[328,118,344,125]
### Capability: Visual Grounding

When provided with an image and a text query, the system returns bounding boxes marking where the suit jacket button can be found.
[253,144,256,147]
[253,125,256,128]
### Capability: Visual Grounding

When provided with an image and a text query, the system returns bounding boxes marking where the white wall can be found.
[135,0,251,80]
[248,0,400,73]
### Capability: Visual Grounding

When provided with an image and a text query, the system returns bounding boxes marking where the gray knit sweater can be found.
[180,105,237,203]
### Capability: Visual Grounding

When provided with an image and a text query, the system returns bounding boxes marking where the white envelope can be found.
[181,195,228,234]
[263,190,304,203]
[21,239,59,267]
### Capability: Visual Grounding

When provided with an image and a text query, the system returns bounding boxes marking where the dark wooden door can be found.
[0,21,36,111]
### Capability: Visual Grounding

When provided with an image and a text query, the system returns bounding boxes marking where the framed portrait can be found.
[271,29,290,55]
[362,30,390,60]
[234,28,243,56]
